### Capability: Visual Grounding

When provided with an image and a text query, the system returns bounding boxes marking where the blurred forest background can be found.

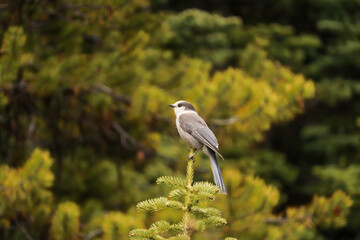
[0,0,359,239]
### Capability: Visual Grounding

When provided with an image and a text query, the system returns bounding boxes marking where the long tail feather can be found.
[205,146,227,194]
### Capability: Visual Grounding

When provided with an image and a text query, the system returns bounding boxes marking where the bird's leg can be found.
[187,149,200,162]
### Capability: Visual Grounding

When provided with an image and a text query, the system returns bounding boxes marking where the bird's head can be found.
[169,100,197,115]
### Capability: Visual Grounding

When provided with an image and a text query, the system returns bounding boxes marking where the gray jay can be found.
[170,100,227,194]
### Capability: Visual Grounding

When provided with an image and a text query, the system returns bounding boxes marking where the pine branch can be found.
[193,181,220,194]
[198,216,227,229]
[157,176,187,188]
[167,235,190,240]
[169,189,186,201]
[168,235,190,240]
[190,191,215,202]
[150,220,171,233]
[169,222,184,232]
[136,197,168,212]
[193,181,218,191]
[190,206,222,218]
[167,200,185,210]
[129,229,156,239]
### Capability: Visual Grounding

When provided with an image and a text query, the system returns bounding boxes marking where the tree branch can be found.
[91,84,131,105]
[238,197,267,219]
[79,229,104,240]
[14,217,33,240]
[264,215,313,224]
[211,116,239,125]
[112,121,143,149]
[183,150,194,237]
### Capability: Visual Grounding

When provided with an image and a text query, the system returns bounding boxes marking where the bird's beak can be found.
[169,104,175,108]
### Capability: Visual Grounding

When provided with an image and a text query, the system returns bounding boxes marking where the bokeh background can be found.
[0,0,359,239]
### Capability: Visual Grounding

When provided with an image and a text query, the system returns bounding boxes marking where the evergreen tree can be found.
[0,0,357,239]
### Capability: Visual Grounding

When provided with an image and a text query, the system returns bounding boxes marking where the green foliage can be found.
[157,176,187,188]
[137,197,169,212]
[86,160,118,197]
[0,0,358,240]
[130,159,228,239]
[102,212,138,240]
[302,123,360,162]
[0,149,351,240]
[50,202,80,240]
[163,9,243,66]
[0,26,34,85]
[130,158,352,240]
[311,190,353,228]
[0,149,146,240]
[313,165,360,195]
[210,168,352,240]
[0,149,54,229]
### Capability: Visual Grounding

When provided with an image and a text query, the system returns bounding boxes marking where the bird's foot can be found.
[187,149,199,162]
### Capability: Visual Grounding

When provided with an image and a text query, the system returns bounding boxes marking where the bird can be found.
[169,100,227,194]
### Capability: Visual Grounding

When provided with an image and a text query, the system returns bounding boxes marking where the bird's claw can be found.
[187,155,195,162]
[187,158,195,163]
[187,149,199,162]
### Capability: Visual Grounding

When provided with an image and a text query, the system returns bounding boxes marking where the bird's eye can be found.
[178,103,183,107]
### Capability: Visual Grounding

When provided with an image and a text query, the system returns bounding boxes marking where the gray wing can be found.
[179,113,224,159]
